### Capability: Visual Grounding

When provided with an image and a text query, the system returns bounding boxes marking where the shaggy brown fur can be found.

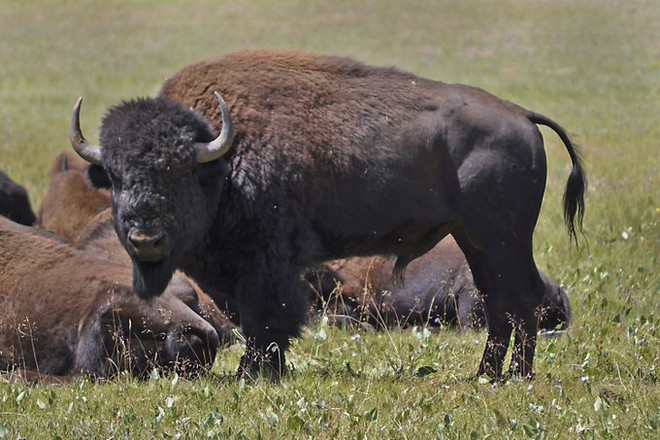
[0,216,222,378]
[38,152,111,239]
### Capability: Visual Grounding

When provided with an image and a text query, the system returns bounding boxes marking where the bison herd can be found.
[1,49,583,382]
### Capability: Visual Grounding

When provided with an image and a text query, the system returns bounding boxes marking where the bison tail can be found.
[528,112,587,246]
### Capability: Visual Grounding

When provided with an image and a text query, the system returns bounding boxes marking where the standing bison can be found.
[70,49,585,380]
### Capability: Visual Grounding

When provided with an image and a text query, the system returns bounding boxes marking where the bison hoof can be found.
[237,349,287,382]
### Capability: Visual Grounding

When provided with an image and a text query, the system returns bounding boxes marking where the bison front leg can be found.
[238,336,287,380]
[235,267,310,380]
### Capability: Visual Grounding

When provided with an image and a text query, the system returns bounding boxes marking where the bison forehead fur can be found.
[77,49,585,380]
[101,97,212,172]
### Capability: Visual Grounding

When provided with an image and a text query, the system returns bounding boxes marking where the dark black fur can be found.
[0,170,36,226]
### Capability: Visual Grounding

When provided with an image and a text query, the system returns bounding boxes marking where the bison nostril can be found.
[128,230,162,246]
[127,229,170,261]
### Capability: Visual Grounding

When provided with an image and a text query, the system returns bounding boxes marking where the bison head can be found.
[70,93,234,299]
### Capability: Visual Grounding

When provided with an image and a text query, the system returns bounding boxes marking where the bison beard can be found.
[132,259,176,299]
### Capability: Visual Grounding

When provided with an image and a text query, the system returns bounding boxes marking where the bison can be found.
[308,236,571,331]
[0,169,36,226]
[38,152,112,239]
[0,216,225,379]
[70,49,586,380]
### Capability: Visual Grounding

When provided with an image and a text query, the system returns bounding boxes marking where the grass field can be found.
[1,0,658,438]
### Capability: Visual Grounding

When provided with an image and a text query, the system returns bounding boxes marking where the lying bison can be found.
[0,216,225,379]
[38,152,111,240]
[70,49,586,379]
[0,169,36,226]
[308,236,571,331]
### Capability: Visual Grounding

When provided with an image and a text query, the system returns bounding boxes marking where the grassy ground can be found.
[1,0,658,438]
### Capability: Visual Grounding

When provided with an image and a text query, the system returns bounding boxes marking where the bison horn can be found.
[70,96,102,165]
[194,92,235,163]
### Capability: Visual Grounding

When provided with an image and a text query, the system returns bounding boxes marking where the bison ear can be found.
[70,96,103,165]
[86,165,112,189]
[194,92,235,163]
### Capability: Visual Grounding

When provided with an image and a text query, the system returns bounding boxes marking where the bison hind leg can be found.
[454,233,545,380]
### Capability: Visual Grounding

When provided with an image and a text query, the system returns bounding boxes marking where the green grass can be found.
[1,0,658,438]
